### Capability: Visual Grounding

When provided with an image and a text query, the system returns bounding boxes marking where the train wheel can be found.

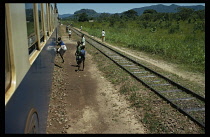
[24,108,39,134]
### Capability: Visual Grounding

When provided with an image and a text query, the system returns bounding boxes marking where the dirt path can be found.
[46,26,204,134]
[46,30,146,134]
[108,46,205,87]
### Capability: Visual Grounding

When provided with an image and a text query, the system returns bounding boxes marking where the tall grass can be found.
[70,20,205,73]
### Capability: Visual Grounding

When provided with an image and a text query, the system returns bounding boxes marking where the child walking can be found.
[75,42,85,71]
[75,41,82,66]
[57,37,67,63]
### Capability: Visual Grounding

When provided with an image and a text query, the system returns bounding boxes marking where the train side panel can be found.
[5,3,59,133]
[5,28,57,133]
[6,4,30,90]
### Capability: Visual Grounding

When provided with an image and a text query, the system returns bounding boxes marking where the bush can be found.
[168,24,179,34]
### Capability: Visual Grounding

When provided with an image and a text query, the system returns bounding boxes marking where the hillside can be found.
[59,4,205,18]
[132,4,205,15]
[59,13,73,18]
[74,9,98,16]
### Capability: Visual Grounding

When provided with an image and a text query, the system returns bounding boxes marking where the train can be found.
[5,3,59,133]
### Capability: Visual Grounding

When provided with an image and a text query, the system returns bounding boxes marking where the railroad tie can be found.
[138,75,156,78]
[184,107,205,112]
[150,83,171,86]
[169,97,195,101]
[158,89,182,93]
[132,71,147,74]
[122,64,135,67]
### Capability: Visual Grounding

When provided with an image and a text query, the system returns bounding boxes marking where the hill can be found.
[58,4,205,18]
[74,9,98,16]
[59,13,73,18]
[132,4,205,15]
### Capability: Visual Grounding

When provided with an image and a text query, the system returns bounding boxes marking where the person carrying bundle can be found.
[57,37,67,63]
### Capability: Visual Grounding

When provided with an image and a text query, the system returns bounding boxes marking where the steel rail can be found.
[71,27,205,128]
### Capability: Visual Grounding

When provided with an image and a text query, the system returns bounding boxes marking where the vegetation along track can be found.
[71,26,205,128]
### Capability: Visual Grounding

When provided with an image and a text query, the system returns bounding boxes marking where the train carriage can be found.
[5,3,59,133]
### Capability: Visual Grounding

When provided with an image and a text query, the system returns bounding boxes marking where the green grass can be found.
[67,20,205,74]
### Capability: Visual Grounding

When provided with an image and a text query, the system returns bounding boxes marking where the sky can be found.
[57,3,205,15]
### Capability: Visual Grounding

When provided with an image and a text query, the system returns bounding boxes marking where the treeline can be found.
[66,7,204,30]
[64,7,205,34]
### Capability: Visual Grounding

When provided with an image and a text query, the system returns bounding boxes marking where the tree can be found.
[140,13,152,21]
[97,13,110,22]
[177,7,195,21]
[78,13,89,22]
[143,9,157,14]
[195,9,205,20]
[141,9,158,21]
[122,10,138,20]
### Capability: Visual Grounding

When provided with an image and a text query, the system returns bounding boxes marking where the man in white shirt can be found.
[102,30,105,42]
[68,29,71,40]
[81,34,85,47]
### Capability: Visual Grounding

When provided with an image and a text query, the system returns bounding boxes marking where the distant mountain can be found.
[59,9,101,19]
[59,14,73,18]
[58,4,205,18]
[74,9,99,17]
[132,4,205,15]
[74,9,102,18]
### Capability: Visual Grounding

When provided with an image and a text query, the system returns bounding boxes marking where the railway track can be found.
[71,27,205,128]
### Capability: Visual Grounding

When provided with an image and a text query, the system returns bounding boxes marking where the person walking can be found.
[102,30,105,42]
[75,41,85,71]
[81,34,85,47]
[75,41,82,66]
[57,37,67,63]
[68,29,71,40]
[77,46,86,71]
[66,25,69,33]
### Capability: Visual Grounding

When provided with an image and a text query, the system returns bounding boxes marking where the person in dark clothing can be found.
[75,41,82,66]
[75,44,85,71]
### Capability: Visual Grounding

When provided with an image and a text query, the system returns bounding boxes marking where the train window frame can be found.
[5,4,16,105]
[25,3,56,64]
[5,16,12,92]
[48,4,53,34]
[46,4,50,38]
[25,3,38,55]
[42,4,47,42]
[38,3,46,48]
[50,4,54,32]
[48,3,52,34]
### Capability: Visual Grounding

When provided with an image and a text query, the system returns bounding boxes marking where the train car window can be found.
[46,4,50,36]
[5,19,11,92]
[25,3,38,55]
[38,4,44,43]
[51,4,54,29]
[42,4,47,39]
[50,4,53,32]
[48,4,51,33]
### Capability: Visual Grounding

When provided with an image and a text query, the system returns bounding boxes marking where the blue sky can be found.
[57,3,205,15]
